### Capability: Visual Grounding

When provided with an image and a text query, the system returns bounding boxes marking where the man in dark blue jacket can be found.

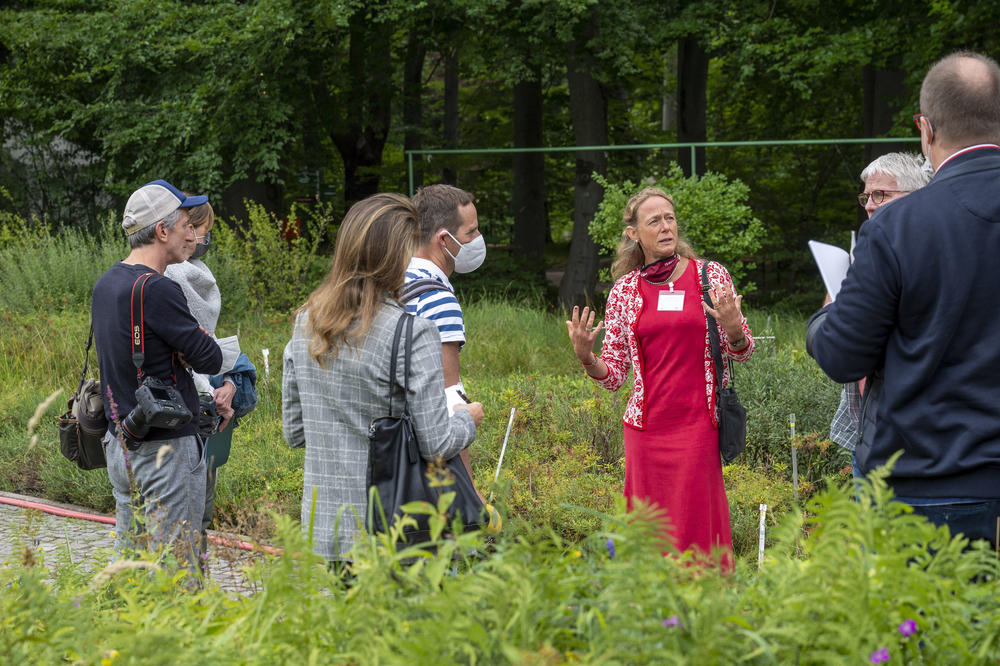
[93,179,223,569]
[807,51,1000,548]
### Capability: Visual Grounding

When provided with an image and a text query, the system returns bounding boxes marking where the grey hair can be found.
[859,152,932,192]
[127,209,185,249]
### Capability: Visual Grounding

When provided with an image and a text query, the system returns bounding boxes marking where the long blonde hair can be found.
[301,193,420,365]
[610,186,698,280]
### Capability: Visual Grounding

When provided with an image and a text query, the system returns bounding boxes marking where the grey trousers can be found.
[104,430,207,569]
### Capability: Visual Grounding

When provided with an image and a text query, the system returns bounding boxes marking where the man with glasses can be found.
[828,153,930,474]
[808,51,1000,549]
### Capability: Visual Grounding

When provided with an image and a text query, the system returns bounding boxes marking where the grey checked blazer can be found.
[282,299,476,560]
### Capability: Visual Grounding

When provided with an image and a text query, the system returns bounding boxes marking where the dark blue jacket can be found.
[808,147,1000,498]
[92,262,223,441]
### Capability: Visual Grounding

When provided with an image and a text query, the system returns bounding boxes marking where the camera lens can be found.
[122,407,150,443]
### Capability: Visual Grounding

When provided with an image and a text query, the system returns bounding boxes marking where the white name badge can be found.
[657,289,685,311]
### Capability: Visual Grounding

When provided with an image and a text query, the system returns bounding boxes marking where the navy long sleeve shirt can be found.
[92,262,222,442]
[808,148,1000,498]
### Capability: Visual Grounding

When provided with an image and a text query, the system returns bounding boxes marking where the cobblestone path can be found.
[1,492,263,596]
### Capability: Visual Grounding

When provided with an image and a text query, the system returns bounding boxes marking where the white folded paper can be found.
[808,231,856,301]
[216,335,241,375]
[444,382,467,416]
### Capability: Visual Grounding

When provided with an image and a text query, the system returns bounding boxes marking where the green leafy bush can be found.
[591,163,765,289]
[211,201,334,314]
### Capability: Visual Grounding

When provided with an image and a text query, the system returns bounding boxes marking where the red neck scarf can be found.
[639,255,679,284]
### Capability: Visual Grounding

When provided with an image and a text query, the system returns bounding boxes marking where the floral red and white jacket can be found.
[591,259,754,429]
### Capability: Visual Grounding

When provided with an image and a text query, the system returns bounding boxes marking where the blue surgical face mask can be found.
[191,230,211,259]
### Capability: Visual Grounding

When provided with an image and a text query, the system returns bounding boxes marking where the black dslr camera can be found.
[121,376,192,449]
[197,398,222,439]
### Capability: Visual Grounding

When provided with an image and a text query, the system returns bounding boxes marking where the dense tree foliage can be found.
[2,0,998,306]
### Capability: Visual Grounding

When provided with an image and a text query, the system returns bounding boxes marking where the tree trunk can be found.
[221,177,283,222]
[677,36,709,177]
[330,12,393,209]
[862,63,908,162]
[861,62,908,224]
[403,29,426,194]
[512,73,547,262]
[559,27,608,310]
[442,49,459,185]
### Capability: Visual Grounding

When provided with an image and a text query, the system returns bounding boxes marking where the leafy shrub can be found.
[724,462,796,556]
[208,200,334,314]
[740,339,846,479]
[590,163,765,289]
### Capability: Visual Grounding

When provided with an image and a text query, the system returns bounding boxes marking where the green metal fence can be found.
[405,137,920,196]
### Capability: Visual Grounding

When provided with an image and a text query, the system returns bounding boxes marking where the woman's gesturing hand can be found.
[566,305,604,364]
[702,281,745,340]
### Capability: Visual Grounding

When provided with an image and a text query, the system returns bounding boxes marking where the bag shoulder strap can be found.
[400,277,453,303]
[386,312,415,415]
[76,321,95,396]
[701,261,736,391]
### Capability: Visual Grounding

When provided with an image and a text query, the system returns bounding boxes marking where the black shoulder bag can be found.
[366,312,484,543]
[56,321,109,470]
[701,262,748,464]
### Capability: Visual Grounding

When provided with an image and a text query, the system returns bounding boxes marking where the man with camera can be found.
[92,179,224,569]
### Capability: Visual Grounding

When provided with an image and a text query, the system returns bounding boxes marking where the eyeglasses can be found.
[857,190,909,207]
[913,113,933,134]
[195,231,211,244]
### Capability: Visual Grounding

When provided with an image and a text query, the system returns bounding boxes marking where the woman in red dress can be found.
[566,187,754,567]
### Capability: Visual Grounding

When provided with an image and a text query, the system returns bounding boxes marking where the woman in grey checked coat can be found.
[282,193,485,562]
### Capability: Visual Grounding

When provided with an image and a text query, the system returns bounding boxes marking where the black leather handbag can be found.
[701,262,748,464]
[366,312,484,543]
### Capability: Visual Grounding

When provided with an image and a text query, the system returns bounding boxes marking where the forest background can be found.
[4,0,1000,310]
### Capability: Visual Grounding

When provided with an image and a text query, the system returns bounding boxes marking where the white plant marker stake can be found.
[789,412,798,501]
[758,503,767,569]
[262,348,270,377]
[489,407,516,504]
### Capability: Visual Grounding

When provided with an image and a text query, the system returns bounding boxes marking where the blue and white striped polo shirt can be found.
[403,257,465,346]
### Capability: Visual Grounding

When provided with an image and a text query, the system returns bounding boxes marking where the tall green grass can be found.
[0,221,846,558]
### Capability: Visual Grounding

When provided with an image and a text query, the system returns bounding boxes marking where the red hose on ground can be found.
[0,495,115,524]
[0,494,281,555]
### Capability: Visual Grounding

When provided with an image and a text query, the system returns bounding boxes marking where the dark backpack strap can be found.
[401,277,453,303]
[129,272,155,378]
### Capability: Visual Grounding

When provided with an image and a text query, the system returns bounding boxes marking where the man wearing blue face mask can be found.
[403,184,486,496]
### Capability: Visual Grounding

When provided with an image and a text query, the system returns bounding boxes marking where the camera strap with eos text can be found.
[119,271,193,448]
[130,271,155,379]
